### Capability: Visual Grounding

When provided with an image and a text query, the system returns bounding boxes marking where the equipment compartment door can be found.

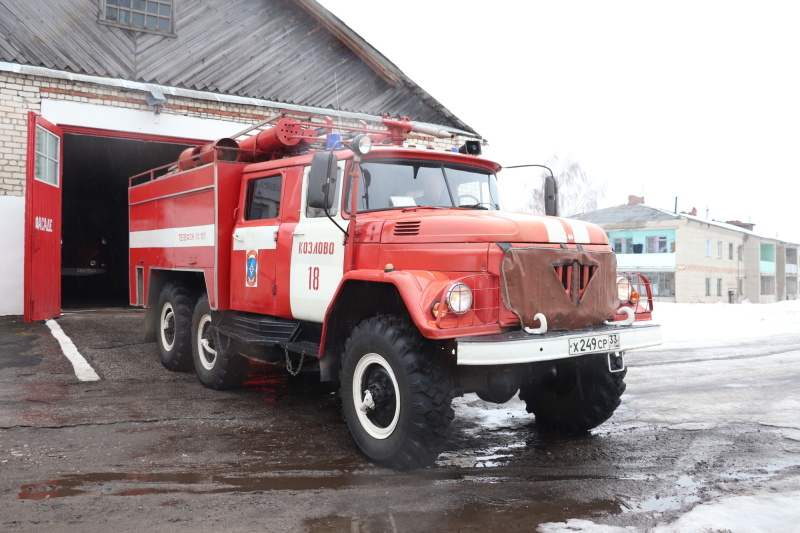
[24,113,63,322]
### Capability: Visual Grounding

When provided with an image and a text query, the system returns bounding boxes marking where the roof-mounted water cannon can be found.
[380,115,455,146]
[177,138,239,171]
[237,117,317,162]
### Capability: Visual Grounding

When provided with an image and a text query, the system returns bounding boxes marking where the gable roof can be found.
[0,0,476,135]
[573,203,679,224]
[575,203,799,245]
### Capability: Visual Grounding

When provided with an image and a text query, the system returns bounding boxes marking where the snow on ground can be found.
[444,301,800,531]
[535,301,800,533]
[647,300,800,349]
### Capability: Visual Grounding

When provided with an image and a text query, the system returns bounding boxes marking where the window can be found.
[760,276,775,295]
[34,126,59,186]
[646,236,668,253]
[738,278,743,296]
[705,278,711,296]
[717,278,722,297]
[717,241,722,259]
[352,160,501,213]
[101,0,173,34]
[635,272,674,296]
[613,237,633,254]
[729,243,734,260]
[706,239,712,257]
[245,176,282,220]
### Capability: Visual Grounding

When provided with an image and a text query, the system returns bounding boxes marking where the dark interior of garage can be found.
[61,134,191,309]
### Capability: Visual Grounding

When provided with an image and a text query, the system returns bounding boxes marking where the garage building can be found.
[0,0,479,319]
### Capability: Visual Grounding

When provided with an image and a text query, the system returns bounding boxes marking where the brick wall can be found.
[0,71,40,196]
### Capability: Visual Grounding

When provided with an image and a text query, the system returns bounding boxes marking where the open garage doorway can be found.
[61,133,193,309]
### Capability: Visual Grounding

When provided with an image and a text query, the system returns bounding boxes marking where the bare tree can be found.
[520,156,605,216]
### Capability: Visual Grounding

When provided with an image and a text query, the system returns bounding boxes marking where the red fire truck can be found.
[128,113,661,469]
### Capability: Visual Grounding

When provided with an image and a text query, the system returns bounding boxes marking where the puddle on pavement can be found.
[304,498,621,533]
[17,468,471,500]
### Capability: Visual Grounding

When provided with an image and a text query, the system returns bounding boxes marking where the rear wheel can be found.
[518,353,626,433]
[191,294,248,390]
[156,281,195,372]
[340,315,454,470]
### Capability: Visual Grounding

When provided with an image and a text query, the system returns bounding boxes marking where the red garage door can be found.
[24,113,63,322]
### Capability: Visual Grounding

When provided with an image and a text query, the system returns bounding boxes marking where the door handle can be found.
[233,234,244,242]
[292,232,304,237]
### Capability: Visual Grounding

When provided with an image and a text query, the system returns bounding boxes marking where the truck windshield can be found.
[350,159,502,212]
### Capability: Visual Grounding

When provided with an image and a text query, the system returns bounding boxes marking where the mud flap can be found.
[608,352,625,373]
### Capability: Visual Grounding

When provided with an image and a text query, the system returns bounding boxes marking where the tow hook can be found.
[606,306,635,326]
[524,313,548,335]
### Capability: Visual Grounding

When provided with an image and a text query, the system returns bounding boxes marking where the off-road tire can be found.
[340,315,454,470]
[156,281,195,372]
[518,353,627,433]
[191,294,248,390]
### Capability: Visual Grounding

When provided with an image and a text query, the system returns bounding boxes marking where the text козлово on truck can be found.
[128,113,662,470]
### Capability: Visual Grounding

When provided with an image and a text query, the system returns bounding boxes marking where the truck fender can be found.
[317,269,453,380]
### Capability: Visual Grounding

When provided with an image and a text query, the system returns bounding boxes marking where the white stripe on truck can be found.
[130,224,216,248]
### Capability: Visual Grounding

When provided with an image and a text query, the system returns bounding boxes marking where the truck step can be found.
[283,340,319,357]
[211,311,298,345]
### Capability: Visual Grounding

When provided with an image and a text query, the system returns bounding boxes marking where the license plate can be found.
[568,333,620,355]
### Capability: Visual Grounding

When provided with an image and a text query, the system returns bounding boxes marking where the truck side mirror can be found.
[544,175,558,217]
[308,152,338,209]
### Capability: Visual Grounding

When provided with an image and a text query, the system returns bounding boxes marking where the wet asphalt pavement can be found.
[1,309,798,532]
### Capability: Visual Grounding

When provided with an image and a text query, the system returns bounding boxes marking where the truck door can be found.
[230,172,283,316]
[24,113,63,322]
[289,162,346,322]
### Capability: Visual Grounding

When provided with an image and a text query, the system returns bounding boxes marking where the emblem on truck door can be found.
[246,250,258,287]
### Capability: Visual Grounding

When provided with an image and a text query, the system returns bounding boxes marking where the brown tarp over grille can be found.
[501,247,618,330]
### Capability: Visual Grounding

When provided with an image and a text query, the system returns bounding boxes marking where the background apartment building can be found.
[575,199,799,303]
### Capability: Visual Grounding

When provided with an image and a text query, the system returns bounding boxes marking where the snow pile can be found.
[648,490,800,533]
[650,300,800,347]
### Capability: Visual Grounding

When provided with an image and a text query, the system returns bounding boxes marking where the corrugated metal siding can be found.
[0,0,473,133]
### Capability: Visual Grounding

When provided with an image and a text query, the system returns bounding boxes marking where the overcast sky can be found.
[316,0,800,243]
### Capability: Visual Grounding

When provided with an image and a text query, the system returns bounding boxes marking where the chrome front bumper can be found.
[455,323,662,366]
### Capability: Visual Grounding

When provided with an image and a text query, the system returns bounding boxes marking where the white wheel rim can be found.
[196,314,216,370]
[159,302,175,351]
[352,353,400,440]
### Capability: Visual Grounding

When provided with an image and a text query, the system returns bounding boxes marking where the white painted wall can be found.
[0,196,25,315]
[40,99,243,140]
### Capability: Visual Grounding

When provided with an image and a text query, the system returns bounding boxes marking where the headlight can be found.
[352,134,372,156]
[445,282,472,315]
[617,276,632,302]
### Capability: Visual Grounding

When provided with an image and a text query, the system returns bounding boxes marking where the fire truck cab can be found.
[129,114,661,469]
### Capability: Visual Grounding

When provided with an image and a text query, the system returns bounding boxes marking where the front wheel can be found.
[340,316,454,470]
[518,353,627,433]
[191,294,248,390]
